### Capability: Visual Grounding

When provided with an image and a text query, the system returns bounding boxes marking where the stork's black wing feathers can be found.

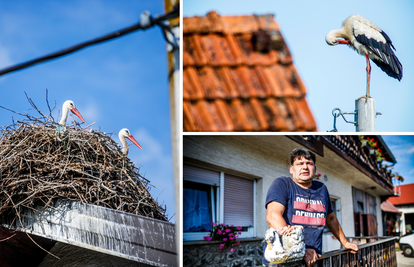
[355,30,403,81]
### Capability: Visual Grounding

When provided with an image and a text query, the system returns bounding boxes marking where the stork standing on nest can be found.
[59,100,85,126]
[56,100,85,140]
[325,15,402,99]
[118,128,142,155]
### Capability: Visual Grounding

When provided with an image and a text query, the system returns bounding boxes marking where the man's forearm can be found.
[326,213,348,246]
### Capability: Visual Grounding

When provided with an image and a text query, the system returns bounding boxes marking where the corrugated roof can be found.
[381,200,400,213]
[183,11,317,132]
[388,183,414,205]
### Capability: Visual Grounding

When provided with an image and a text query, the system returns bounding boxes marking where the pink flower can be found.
[231,248,234,252]
[223,238,227,241]
[206,230,210,232]
[211,222,217,226]
[230,237,234,240]
[207,237,213,241]
[238,231,241,235]
[231,224,234,227]
[204,236,209,240]
[217,230,222,235]
[237,241,240,245]
[229,233,233,236]
[236,226,242,231]
[225,229,231,233]
[219,244,224,249]
[221,223,224,226]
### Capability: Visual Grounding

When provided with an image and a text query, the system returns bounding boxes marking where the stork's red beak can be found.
[127,135,143,150]
[71,108,85,123]
[338,39,351,45]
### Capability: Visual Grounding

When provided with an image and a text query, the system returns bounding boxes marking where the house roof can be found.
[388,183,414,205]
[183,11,317,132]
[381,200,400,213]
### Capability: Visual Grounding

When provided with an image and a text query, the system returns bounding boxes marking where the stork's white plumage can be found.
[59,100,85,126]
[118,128,142,156]
[326,15,402,98]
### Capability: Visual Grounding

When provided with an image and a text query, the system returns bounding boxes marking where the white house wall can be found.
[397,205,414,234]
[184,135,294,238]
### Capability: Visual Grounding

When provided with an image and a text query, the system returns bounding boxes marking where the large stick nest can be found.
[0,100,167,222]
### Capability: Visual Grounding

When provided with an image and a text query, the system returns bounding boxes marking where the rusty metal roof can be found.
[183,11,317,132]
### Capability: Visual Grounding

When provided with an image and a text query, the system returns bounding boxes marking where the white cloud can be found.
[80,103,100,124]
[129,128,175,220]
[131,128,170,165]
[409,169,414,175]
[0,44,14,69]
[408,146,414,154]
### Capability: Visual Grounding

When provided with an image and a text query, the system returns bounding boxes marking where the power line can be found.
[0,5,179,77]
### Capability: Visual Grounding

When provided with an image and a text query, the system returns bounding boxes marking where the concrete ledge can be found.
[0,201,177,266]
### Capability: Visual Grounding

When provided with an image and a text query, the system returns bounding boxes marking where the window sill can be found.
[183,237,263,246]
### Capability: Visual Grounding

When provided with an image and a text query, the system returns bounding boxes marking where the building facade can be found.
[183,135,396,266]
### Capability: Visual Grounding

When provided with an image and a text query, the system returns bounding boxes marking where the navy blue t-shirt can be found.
[262,177,334,264]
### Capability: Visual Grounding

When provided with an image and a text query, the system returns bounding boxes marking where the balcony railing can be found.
[323,135,393,190]
[267,236,398,267]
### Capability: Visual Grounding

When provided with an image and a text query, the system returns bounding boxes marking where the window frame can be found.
[183,166,256,241]
[324,195,341,233]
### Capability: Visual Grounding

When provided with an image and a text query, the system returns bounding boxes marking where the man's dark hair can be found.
[290,148,316,165]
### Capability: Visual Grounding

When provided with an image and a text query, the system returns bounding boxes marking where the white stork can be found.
[118,128,142,155]
[55,100,85,141]
[326,15,402,99]
[59,100,85,126]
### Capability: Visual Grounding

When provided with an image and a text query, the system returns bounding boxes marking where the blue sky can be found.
[382,135,414,186]
[0,1,175,221]
[183,0,414,132]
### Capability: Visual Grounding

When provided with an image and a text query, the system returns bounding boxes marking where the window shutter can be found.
[223,173,254,227]
[183,164,220,185]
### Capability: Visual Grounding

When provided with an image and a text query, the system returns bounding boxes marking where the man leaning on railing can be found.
[263,148,359,266]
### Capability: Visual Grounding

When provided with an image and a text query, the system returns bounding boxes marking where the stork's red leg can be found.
[366,54,371,98]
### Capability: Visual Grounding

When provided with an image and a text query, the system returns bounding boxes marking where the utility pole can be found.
[164,0,180,265]
[355,98,380,132]
[330,97,381,132]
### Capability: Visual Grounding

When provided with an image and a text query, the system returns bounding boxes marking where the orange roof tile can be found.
[183,11,317,132]
[388,183,414,205]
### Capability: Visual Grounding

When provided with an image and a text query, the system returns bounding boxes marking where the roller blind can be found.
[183,164,220,185]
[223,173,254,227]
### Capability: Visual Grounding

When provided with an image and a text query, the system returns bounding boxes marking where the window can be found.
[183,181,216,233]
[183,164,256,241]
[324,196,341,233]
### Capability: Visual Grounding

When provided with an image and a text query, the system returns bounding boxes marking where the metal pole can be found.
[164,0,180,266]
[355,98,377,132]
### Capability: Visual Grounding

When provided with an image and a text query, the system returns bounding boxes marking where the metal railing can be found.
[268,236,398,267]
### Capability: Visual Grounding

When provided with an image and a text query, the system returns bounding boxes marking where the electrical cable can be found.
[0,5,179,77]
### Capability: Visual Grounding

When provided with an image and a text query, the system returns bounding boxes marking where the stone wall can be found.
[183,238,264,267]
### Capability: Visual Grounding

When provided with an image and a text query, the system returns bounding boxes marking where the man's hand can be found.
[343,241,359,254]
[304,248,321,267]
